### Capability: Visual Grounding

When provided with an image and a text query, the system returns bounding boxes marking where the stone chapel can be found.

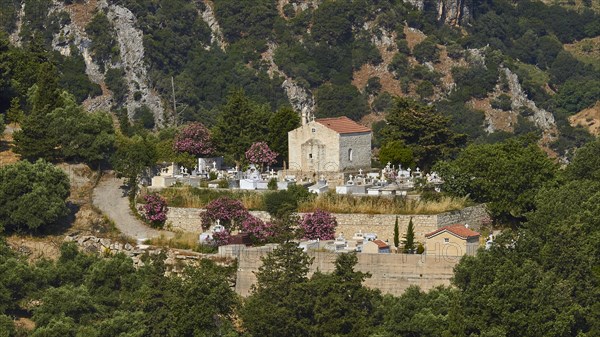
[288,110,372,173]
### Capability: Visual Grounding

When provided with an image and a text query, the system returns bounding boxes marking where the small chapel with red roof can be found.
[287,112,372,174]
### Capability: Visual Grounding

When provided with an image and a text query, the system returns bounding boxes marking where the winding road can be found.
[92,173,173,241]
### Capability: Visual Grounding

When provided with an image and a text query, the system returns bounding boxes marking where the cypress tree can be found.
[393,216,400,249]
[403,217,415,253]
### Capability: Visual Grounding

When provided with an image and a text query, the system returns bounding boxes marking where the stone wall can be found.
[331,213,437,243]
[338,132,372,171]
[65,234,460,297]
[436,205,489,230]
[166,208,272,232]
[63,234,233,275]
[232,245,459,297]
[167,204,488,244]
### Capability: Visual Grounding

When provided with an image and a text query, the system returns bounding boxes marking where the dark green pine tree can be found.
[13,63,62,161]
[212,89,270,164]
[267,106,300,165]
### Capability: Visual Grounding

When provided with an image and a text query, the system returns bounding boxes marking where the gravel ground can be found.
[92,173,173,241]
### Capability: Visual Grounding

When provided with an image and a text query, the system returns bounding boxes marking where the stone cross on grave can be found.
[212,161,217,170]
[358,168,363,176]
[347,174,354,185]
[270,169,275,176]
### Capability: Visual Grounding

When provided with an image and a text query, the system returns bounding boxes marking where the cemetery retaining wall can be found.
[231,245,459,297]
[63,234,458,297]
[166,204,488,243]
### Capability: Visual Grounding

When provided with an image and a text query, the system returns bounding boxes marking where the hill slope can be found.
[1,0,599,157]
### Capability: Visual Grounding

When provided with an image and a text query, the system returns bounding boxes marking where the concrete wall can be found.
[232,245,460,297]
[167,205,488,244]
[338,132,371,171]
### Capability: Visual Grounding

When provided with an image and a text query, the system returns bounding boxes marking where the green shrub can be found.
[416,80,434,99]
[413,39,439,63]
[268,178,278,190]
[264,190,298,218]
[491,94,512,111]
[366,77,382,95]
[218,179,229,188]
[446,43,463,59]
[372,92,393,114]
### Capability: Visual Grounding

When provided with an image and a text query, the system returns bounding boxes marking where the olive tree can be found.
[0,160,70,232]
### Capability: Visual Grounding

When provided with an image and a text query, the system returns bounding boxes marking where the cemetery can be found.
[137,110,481,255]
[147,111,445,198]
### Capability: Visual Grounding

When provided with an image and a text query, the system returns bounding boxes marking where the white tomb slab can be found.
[239,179,258,190]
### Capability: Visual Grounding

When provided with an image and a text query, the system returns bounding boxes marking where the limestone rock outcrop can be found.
[403,0,471,26]
[200,0,227,51]
[502,67,556,133]
[104,1,165,125]
[262,42,316,116]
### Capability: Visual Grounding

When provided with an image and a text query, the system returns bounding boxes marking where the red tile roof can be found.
[372,239,389,248]
[425,224,480,240]
[316,116,371,134]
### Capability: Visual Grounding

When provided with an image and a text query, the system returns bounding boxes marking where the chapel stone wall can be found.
[338,132,372,171]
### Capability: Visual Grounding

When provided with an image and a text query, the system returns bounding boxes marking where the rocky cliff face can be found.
[34,0,166,123]
[8,2,25,46]
[437,0,471,26]
[502,67,557,138]
[103,1,165,124]
[403,0,471,26]
[262,42,316,115]
[51,0,114,112]
[200,0,226,51]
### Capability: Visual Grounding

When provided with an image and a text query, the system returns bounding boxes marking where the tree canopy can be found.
[380,98,467,170]
[435,136,557,223]
[0,159,70,232]
[212,90,270,164]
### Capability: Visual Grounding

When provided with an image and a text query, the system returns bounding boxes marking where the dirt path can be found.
[93,173,173,241]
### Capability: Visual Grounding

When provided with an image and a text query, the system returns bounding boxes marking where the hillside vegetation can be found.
[1,0,599,157]
[0,1,599,336]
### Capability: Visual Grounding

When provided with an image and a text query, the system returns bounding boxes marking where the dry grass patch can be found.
[569,101,600,136]
[147,232,201,250]
[0,128,20,167]
[298,193,469,215]
[565,36,600,71]
[150,186,265,210]
[155,186,471,215]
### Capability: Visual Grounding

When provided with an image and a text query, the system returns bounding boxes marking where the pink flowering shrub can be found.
[300,209,337,240]
[212,230,232,246]
[139,193,168,228]
[201,197,279,245]
[201,197,249,231]
[173,122,215,156]
[241,216,276,243]
[245,142,278,168]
